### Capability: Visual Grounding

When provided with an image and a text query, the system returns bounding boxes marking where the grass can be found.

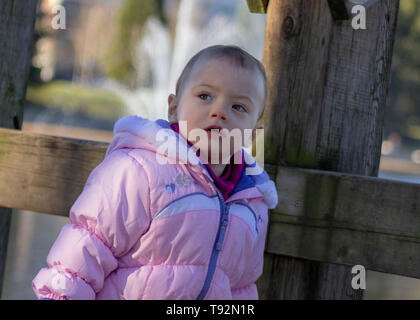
[26,80,126,121]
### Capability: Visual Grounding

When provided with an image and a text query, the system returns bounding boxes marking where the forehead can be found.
[186,56,265,98]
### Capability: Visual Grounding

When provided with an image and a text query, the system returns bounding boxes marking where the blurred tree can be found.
[386,0,420,143]
[102,0,166,87]
[29,2,47,83]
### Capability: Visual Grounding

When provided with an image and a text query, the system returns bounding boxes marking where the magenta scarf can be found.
[170,123,244,200]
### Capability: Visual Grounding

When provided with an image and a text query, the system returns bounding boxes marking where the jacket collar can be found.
[107,116,278,209]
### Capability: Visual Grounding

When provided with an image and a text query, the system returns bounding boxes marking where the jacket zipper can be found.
[196,182,230,300]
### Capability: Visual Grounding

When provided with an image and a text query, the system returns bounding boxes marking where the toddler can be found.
[32,45,278,300]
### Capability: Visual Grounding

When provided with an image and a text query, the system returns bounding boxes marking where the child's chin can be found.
[201,150,234,165]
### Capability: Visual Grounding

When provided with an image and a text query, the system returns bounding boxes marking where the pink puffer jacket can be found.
[32,116,278,300]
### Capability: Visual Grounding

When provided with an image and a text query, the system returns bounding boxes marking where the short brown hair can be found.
[175,45,267,120]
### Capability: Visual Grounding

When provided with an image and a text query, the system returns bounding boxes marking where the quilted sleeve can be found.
[32,150,151,300]
[231,283,259,300]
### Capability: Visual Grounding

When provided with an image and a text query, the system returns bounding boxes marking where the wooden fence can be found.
[1,0,419,299]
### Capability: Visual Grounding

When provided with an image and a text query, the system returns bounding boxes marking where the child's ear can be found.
[167,94,178,123]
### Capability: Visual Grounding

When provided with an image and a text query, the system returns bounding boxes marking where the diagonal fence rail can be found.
[0,127,419,280]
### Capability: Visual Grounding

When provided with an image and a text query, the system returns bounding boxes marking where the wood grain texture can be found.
[265,165,420,278]
[257,253,360,299]
[262,0,399,176]
[257,0,400,299]
[0,128,107,216]
[0,0,38,130]
[0,0,38,298]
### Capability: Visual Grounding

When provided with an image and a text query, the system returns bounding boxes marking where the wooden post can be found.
[0,0,38,297]
[257,0,400,299]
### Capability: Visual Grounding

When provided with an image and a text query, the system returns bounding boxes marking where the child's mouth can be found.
[205,125,222,130]
[205,125,223,132]
[205,126,223,138]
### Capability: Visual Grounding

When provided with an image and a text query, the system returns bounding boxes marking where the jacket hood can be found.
[106,116,278,209]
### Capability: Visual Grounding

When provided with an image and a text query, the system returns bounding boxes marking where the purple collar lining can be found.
[170,123,245,200]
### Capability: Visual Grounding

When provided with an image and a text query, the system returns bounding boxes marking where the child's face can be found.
[168,57,265,164]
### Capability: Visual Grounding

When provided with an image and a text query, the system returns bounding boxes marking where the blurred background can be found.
[1,0,419,299]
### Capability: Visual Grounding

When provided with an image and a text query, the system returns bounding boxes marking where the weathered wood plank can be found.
[258,0,400,299]
[327,0,383,20]
[22,121,114,142]
[342,0,382,19]
[265,164,420,279]
[0,0,38,130]
[0,128,107,216]
[262,0,399,175]
[0,0,38,298]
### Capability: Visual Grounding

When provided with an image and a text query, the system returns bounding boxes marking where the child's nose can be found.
[209,102,227,121]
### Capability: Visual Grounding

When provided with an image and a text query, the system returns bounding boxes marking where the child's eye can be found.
[232,104,246,112]
[198,94,211,101]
